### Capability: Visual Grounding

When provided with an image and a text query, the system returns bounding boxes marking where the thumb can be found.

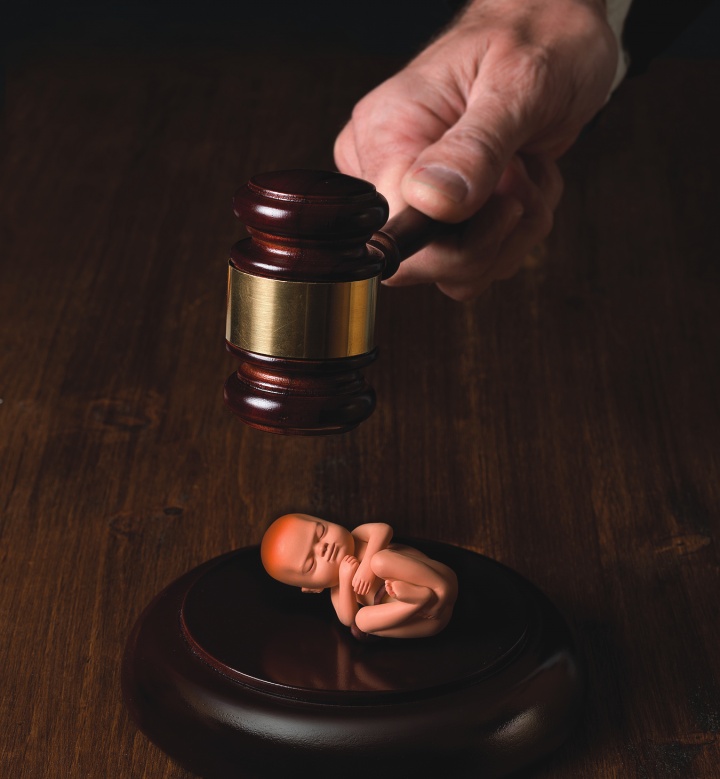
[401,89,527,223]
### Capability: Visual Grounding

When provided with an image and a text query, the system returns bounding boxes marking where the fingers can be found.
[334,73,461,216]
[332,21,573,299]
[400,40,548,223]
[335,44,540,224]
[335,114,414,217]
[401,110,516,224]
[352,574,370,596]
[387,154,562,301]
[385,194,523,289]
[334,122,362,177]
[480,159,561,284]
[497,154,564,213]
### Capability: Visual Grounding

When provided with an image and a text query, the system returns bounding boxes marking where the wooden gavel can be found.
[224,169,449,435]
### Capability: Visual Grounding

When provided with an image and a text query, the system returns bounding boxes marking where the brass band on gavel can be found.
[226,264,380,360]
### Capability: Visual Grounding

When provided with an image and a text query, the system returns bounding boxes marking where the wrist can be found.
[457,0,611,35]
[462,0,606,16]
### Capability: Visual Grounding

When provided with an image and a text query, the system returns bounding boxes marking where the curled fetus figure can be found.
[261,514,458,639]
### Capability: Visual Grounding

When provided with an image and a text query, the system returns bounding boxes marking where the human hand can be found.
[334,0,618,300]
[340,555,360,587]
[351,561,376,596]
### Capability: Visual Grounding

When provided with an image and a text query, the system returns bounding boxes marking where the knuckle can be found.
[484,42,559,122]
[350,79,399,127]
[350,98,372,126]
[512,43,552,82]
[445,126,506,179]
[505,46,555,109]
[493,30,554,77]
[333,136,352,171]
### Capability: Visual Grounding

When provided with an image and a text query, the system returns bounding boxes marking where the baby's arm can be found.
[330,555,361,627]
[351,523,393,595]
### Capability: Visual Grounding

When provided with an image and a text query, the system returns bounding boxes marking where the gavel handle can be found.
[370,206,455,280]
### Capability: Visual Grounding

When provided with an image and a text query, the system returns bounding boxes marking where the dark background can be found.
[4,1,458,55]
[4,0,720,64]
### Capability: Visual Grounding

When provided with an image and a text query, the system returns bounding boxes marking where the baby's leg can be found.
[372,548,456,605]
[367,548,458,636]
[354,600,425,636]
[358,609,448,639]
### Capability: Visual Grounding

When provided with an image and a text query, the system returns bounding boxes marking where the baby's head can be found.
[261,514,354,592]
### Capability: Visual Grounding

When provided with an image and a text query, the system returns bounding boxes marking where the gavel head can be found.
[224,170,400,436]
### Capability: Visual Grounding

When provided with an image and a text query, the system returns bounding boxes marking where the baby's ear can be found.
[301,587,323,594]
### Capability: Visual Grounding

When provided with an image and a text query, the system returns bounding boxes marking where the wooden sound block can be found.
[122,541,584,779]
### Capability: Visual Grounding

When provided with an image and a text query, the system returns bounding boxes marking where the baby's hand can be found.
[352,561,376,596]
[340,555,360,586]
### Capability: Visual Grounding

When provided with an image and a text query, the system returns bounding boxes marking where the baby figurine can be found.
[261,514,458,639]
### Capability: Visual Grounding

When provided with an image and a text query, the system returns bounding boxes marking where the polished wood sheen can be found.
[225,169,439,435]
[1,20,719,779]
[123,542,582,778]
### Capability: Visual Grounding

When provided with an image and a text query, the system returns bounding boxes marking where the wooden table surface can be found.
[2,21,719,779]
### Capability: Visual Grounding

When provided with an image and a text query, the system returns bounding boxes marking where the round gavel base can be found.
[122,542,584,779]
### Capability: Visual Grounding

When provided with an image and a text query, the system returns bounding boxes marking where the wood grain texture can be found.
[1,23,719,779]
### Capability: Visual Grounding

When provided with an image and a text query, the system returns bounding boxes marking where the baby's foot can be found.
[385,580,435,608]
[385,579,427,603]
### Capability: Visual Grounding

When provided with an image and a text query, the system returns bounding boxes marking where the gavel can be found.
[224,169,450,435]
